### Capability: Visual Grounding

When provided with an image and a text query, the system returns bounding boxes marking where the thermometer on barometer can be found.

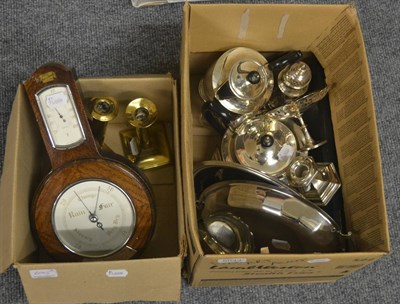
[36,84,86,149]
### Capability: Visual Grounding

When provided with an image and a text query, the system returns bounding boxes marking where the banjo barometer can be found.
[23,63,155,261]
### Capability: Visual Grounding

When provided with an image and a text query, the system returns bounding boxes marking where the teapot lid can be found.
[229,60,269,100]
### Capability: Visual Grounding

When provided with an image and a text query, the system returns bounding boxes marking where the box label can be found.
[29,269,58,279]
[307,258,331,264]
[106,269,129,278]
[217,258,247,264]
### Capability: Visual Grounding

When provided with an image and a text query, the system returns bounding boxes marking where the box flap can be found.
[187,3,348,53]
[181,2,203,273]
[171,78,188,259]
[0,86,25,272]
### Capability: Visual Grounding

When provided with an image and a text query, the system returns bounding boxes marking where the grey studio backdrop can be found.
[0,0,399,303]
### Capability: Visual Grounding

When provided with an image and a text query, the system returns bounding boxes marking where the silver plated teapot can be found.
[199,47,303,115]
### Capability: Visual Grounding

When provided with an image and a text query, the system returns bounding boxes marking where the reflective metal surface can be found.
[267,86,330,119]
[198,212,254,254]
[221,115,297,176]
[90,96,119,147]
[302,162,342,206]
[198,180,347,253]
[198,47,274,115]
[90,96,119,122]
[120,98,171,169]
[287,155,318,188]
[194,160,305,201]
[267,87,329,151]
[125,97,158,128]
[278,61,312,98]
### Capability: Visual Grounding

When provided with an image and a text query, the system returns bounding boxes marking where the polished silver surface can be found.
[303,162,342,206]
[194,160,310,204]
[287,155,318,188]
[266,86,329,151]
[198,180,346,253]
[198,47,274,114]
[278,61,312,98]
[267,86,330,119]
[221,115,297,176]
[286,156,341,206]
[198,212,254,254]
[224,60,268,100]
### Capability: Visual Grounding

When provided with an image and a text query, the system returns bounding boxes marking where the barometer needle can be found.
[93,186,100,215]
[54,108,66,122]
[74,191,92,215]
[74,191,104,230]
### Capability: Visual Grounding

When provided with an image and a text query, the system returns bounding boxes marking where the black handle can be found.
[216,80,235,101]
[268,50,303,71]
[202,100,239,135]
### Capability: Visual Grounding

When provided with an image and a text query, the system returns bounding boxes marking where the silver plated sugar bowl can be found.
[278,61,312,98]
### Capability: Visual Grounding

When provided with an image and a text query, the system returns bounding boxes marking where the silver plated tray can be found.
[194,161,349,253]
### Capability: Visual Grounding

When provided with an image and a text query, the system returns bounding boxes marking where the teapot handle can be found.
[215,80,234,101]
[267,50,303,71]
[202,100,239,135]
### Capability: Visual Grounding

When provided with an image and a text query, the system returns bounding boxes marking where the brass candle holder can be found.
[89,96,119,147]
[120,98,171,170]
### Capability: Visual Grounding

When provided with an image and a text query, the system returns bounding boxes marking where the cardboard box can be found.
[180,3,390,287]
[0,75,185,303]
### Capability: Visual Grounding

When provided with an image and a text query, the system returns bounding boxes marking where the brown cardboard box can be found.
[0,75,185,303]
[180,3,390,287]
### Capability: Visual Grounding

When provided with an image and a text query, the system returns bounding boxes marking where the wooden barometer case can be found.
[23,63,155,262]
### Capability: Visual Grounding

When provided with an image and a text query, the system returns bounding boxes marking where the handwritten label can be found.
[307,258,331,264]
[29,269,58,279]
[106,269,129,278]
[217,258,247,264]
[46,92,67,108]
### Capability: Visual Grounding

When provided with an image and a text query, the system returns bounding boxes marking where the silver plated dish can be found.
[194,161,350,254]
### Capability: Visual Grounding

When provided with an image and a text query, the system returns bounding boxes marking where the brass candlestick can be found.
[120,98,171,170]
[90,96,119,147]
